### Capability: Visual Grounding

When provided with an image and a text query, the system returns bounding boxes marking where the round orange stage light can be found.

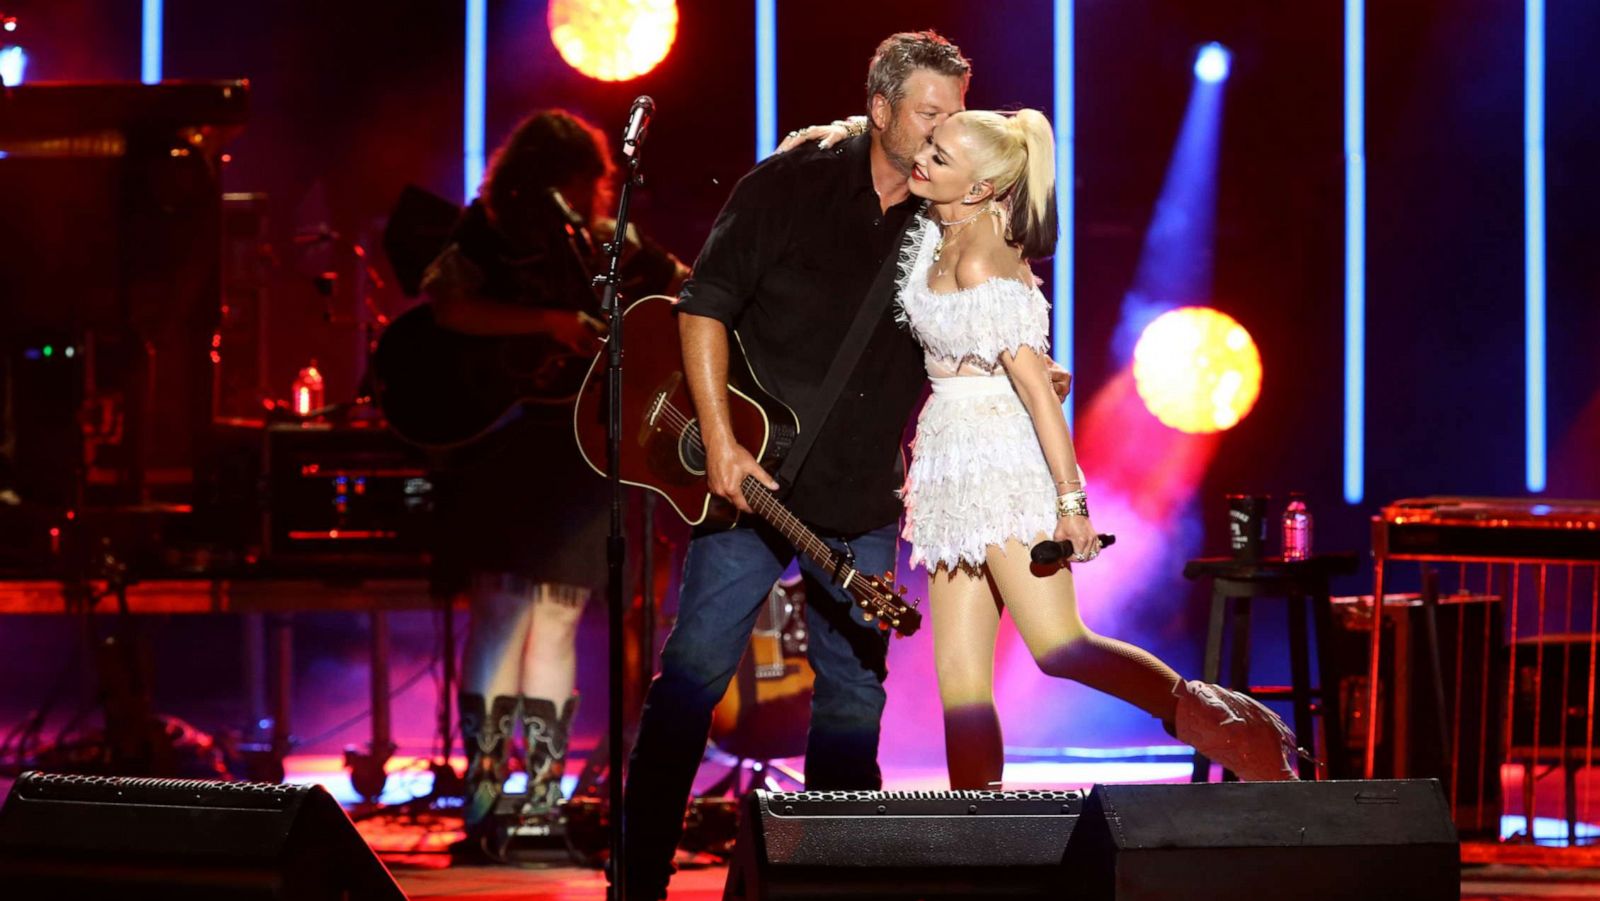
[548,0,678,82]
[1131,306,1262,434]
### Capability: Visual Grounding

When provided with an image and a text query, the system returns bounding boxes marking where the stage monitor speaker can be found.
[0,771,406,901]
[723,788,1083,900]
[1061,779,1458,901]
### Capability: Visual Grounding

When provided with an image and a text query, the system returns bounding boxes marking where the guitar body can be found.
[373,303,592,448]
[571,295,797,526]
[709,576,814,761]
[573,295,922,637]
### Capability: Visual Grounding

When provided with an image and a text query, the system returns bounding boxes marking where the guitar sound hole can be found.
[679,421,707,475]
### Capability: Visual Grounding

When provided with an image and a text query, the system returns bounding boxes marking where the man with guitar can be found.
[417,109,687,857]
[619,32,1007,901]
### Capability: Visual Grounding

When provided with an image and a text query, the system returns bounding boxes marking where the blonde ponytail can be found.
[958,109,1059,259]
[1005,110,1057,259]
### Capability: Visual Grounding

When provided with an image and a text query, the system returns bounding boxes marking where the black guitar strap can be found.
[774,208,922,490]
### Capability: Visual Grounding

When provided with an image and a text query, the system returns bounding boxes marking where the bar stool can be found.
[1182,553,1359,781]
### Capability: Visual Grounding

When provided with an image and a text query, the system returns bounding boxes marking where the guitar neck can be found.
[575,295,920,637]
[739,476,863,594]
[635,365,917,637]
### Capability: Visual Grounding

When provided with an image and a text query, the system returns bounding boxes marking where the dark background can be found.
[1,0,1595,759]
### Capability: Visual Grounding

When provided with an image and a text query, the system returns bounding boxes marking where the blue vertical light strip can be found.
[1525,0,1547,492]
[755,0,777,160]
[463,0,487,201]
[1053,0,1074,426]
[140,0,162,84]
[1343,0,1366,505]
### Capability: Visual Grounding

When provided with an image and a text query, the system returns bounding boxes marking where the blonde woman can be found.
[895,109,1300,789]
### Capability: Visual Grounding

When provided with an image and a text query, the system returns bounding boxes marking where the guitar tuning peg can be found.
[897,586,908,596]
[858,599,869,608]
[883,571,894,581]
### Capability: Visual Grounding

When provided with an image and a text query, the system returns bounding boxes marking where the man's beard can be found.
[881,117,920,176]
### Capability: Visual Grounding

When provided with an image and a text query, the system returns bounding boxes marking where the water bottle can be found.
[292,359,325,417]
[1281,492,1312,561]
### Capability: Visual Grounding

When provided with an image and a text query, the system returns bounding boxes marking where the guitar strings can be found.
[651,400,896,616]
[654,402,840,570]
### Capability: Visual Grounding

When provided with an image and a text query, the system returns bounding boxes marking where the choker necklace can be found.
[936,206,988,229]
[932,205,991,263]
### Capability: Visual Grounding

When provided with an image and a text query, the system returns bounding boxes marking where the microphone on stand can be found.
[1031,533,1117,566]
[621,95,654,159]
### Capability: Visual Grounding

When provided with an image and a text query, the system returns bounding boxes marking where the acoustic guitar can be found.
[709,574,814,762]
[571,295,922,637]
[371,303,597,449]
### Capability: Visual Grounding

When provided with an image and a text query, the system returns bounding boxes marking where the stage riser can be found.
[1063,780,1460,901]
[0,772,404,901]
[727,781,1459,901]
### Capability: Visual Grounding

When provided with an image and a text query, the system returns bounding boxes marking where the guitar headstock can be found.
[851,570,922,638]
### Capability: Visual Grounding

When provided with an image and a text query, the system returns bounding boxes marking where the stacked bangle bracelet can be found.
[1056,489,1089,518]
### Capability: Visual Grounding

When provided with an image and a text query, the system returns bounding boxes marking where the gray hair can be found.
[864,30,972,114]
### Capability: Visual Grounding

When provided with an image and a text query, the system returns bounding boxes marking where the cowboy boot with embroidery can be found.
[519,694,577,818]
[460,693,518,828]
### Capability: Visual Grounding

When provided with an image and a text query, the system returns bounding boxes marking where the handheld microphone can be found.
[621,95,655,159]
[1031,533,1117,565]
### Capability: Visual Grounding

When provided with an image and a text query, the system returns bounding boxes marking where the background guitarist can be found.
[419,109,687,856]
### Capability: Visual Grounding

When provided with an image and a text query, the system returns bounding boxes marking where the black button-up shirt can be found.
[677,135,925,535]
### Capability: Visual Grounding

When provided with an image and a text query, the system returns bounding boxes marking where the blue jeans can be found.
[621,519,897,897]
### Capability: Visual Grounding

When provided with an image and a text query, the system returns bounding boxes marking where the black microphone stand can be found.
[595,103,648,901]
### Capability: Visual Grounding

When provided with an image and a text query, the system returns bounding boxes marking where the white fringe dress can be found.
[897,216,1059,573]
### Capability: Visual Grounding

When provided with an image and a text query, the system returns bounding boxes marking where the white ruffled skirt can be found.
[901,375,1058,572]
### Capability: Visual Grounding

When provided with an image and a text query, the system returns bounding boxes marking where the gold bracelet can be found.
[1055,490,1089,518]
[1054,465,1087,490]
[840,116,869,138]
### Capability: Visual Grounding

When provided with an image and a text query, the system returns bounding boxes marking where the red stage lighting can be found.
[1132,306,1262,434]
[548,0,678,82]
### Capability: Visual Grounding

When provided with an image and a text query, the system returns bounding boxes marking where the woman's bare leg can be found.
[983,537,1181,723]
[929,565,1007,790]
[518,584,587,701]
[462,578,536,699]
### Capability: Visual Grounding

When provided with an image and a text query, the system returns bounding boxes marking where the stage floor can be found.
[386,861,1600,901]
[397,864,723,901]
[5,752,1600,898]
[345,791,1600,901]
